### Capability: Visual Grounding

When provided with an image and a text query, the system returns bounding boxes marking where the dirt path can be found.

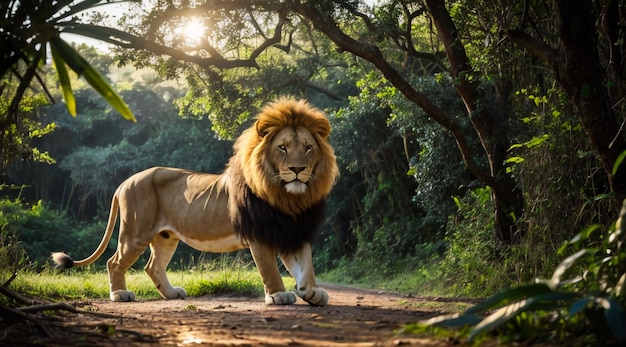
[7,284,470,346]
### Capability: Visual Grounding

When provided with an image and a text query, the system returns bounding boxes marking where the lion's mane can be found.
[227,98,339,254]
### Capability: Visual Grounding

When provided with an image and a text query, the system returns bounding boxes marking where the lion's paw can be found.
[111,289,136,302]
[265,291,297,305]
[296,287,329,307]
[164,286,187,299]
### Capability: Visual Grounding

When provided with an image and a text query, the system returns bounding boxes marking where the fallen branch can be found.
[18,302,120,319]
[0,281,46,306]
[0,304,51,337]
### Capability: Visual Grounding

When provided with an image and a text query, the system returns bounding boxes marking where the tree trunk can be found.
[509,0,626,197]
[556,0,626,196]
[424,0,525,244]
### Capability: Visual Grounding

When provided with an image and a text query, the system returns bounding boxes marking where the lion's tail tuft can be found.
[51,252,74,269]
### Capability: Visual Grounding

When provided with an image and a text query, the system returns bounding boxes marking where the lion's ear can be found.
[256,119,271,138]
[314,120,331,139]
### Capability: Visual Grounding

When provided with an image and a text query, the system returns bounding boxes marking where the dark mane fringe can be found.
[232,184,325,255]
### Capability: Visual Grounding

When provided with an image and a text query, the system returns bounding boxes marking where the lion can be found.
[51,98,339,306]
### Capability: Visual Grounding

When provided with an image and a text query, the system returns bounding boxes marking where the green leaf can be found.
[60,23,138,45]
[49,36,86,75]
[82,66,135,121]
[504,156,525,164]
[549,249,587,289]
[468,292,576,341]
[464,283,553,315]
[422,313,483,328]
[612,150,626,176]
[561,224,601,252]
[568,297,593,317]
[49,43,76,116]
[49,37,136,122]
[603,296,626,342]
[616,273,626,296]
[525,134,550,148]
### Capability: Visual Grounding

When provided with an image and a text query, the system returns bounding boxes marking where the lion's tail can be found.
[51,189,120,269]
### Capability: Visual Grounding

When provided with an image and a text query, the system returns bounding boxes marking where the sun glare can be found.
[176,17,207,46]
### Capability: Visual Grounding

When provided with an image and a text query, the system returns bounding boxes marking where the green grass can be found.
[5,266,295,301]
[319,261,456,297]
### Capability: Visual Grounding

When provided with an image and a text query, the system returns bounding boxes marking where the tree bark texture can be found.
[423,0,525,244]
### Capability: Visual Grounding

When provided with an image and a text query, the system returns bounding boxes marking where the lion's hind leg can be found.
[107,249,141,302]
[145,231,187,300]
[107,223,153,302]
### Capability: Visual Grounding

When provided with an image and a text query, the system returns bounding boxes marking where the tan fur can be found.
[51,98,339,306]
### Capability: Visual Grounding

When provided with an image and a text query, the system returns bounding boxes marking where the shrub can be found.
[425,198,626,345]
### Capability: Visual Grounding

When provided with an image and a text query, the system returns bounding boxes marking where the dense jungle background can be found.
[2,0,626,343]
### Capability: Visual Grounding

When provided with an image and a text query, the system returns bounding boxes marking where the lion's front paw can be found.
[111,289,136,302]
[265,291,297,305]
[161,286,187,299]
[296,287,329,307]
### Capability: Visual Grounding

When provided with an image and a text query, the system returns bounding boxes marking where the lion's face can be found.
[269,126,319,194]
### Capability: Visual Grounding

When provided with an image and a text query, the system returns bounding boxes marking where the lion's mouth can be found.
[284,180,308,194]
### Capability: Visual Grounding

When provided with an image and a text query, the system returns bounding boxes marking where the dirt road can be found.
[7,284,469,346]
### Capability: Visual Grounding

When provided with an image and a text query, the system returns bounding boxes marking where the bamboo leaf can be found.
[616,273,626,296]
[568,297,593,317]
[464,283,553,315]
[49,37,136,122]
[468,292,576,341]
[49,43,76,116]
[603,296,626,342]
[549,249,587,290]
[81,65,135,121]
[421,313,483,328]
[60,23,139,45]
[612,150,626,176]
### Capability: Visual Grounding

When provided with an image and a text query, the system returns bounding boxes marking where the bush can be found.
[425,198,626,345]
[0,196,89,268]
[439,187,503,296]
[0,198,29,275]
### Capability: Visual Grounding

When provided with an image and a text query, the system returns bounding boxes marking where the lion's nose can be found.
[289,166,306,174]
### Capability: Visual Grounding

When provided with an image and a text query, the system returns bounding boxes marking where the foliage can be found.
[0,85,56,171]
[1,0,150,180]
[424,199,626,345]
[1,0,136,121]
[314,73,470,277]
[440,187,504,296]
[171,38,353,139]
[0,195,108,268]
[0,191,29,275]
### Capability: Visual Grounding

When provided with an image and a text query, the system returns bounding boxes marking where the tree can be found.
[108,0,525,244]
[507,0,626,196]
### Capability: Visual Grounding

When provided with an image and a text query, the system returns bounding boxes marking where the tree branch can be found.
[294,2,493,186]
[507,29,561,67]
[62,24,260,69]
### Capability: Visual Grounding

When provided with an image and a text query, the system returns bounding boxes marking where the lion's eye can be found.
[277,144,287,152]
[305,144,313,153]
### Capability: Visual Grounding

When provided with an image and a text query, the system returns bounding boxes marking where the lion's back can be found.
[116,167,224,210]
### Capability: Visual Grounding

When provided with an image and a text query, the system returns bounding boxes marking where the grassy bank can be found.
[4,266,295,302]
